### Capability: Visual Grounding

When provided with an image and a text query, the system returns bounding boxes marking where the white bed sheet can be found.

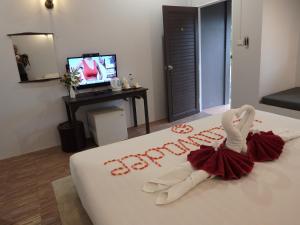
[70,110,300,225]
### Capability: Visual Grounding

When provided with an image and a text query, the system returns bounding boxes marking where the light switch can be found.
[237,39,244,46]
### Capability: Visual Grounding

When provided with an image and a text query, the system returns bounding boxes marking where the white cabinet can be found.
[87,107,128,146]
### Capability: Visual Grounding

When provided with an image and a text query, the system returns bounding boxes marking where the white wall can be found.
[191,0,300,120]
[258,0,300,119]
[259,0,300,97]
[0,0,189,160]
[193,0,265,109]
[231,0,264,108]
[231,0,300,120]
[190,0,224,7]
[191,0,300,121]
[192,0,268,110]
[11,35,58,80]
[296,33,300,86]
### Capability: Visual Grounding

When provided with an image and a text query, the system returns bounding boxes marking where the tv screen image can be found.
[67,55,117,88]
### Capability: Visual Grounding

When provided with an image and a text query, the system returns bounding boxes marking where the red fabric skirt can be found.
[246,131,284,162]
[187,143,254,180]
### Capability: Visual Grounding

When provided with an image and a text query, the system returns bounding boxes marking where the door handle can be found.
[166,65,174,71]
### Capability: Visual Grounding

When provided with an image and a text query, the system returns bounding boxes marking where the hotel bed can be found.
[70,110,300,225]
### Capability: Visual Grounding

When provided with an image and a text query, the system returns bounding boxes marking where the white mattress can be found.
[70,110,300,225]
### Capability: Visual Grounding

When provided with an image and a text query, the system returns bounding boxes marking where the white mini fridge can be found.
[87,107,128,146]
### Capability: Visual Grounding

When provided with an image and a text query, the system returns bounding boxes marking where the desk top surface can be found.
[63,87,148,104]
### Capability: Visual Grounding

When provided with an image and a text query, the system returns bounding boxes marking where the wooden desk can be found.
[62,88,150,134]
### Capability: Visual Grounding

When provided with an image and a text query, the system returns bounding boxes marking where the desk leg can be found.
[142,93,150,134]
[132,97,138,127]
[70,106,77,123]
[65,103,72,122]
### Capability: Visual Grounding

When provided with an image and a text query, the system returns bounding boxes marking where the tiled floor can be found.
[0,105,229,225]
[203,104,230,115]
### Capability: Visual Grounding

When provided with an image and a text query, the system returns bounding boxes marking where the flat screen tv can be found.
[67,54,117,89]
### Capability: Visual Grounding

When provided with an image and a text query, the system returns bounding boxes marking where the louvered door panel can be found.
[163,6,199,121]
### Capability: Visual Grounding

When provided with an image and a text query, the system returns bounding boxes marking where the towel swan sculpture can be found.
[222,104,256,153]
[143,105,256,205]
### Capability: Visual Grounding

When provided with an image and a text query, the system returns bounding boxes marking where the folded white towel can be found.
[143,105,255,205]
[236,105,256,153]
[156,170,210,205]
[222,105,255,153]
[236,105,256,139]
[270,129,300,142]
[250,129,300,143]
[143,162,194,193]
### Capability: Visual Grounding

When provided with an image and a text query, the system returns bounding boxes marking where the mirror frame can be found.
[7,32,54,37]
[8,32,60,83]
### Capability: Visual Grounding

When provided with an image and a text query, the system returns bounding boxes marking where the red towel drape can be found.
[246,131,284,162]
[187,143,254,180]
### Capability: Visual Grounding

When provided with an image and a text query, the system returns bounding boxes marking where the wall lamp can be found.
[45,0,54,9]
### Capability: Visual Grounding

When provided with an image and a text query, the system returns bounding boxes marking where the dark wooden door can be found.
[201,1,231,109]
[163,6,199,122]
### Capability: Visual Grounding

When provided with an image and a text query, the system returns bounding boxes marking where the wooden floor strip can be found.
[0,106,228,225]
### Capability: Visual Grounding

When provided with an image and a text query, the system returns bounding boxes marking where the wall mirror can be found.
[8,32,60,83]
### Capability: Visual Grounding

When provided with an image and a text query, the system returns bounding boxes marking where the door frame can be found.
[163,6,200,122]
[195,0,228,8]
[198,0,232,110]
[224,0,232,105]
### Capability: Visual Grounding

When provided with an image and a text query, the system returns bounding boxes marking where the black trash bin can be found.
[58,121,86,152]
